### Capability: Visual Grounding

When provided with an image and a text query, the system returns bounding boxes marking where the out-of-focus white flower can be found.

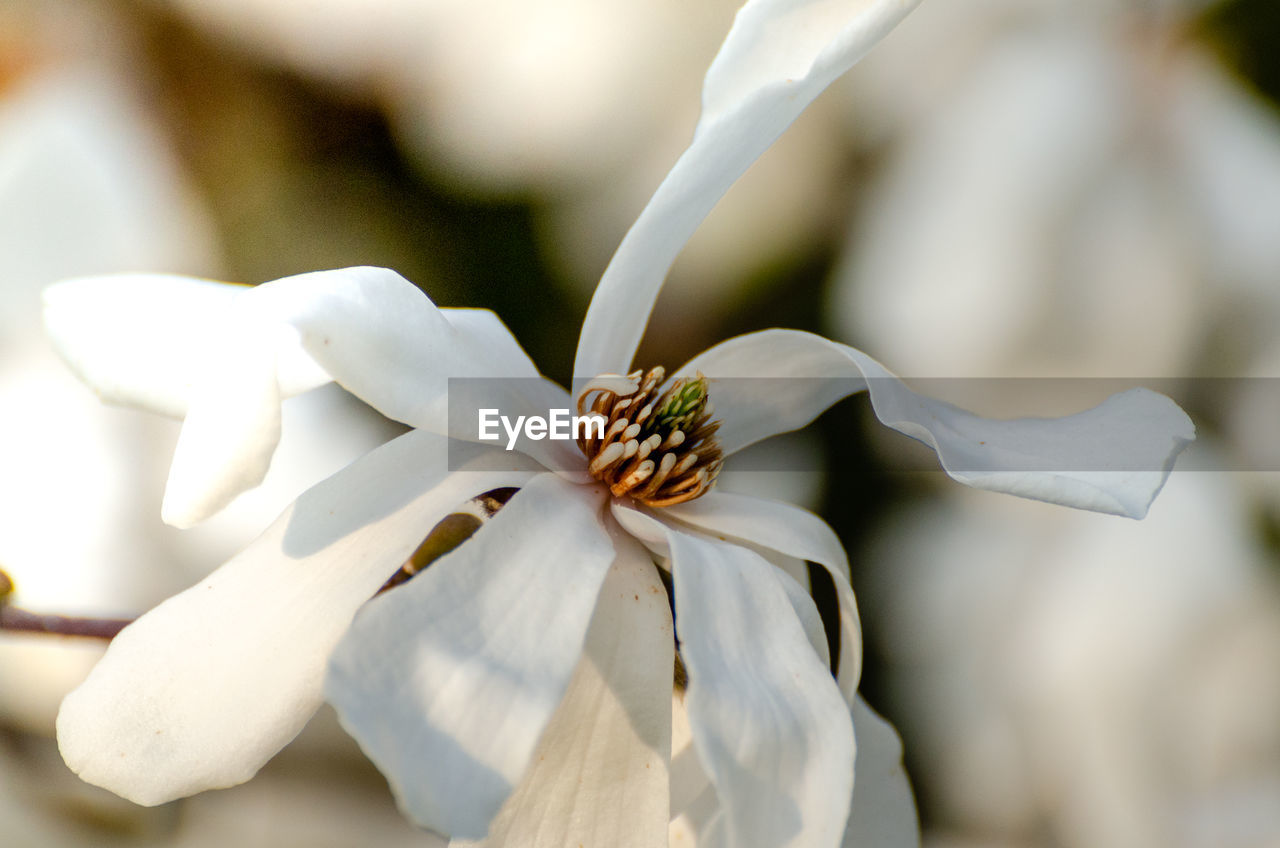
[862,468,1280,848]
[164,0,854,312]
[831,0,1280,378]
[0,8,218,733]
[0,3,401,735]
[823,6,1280,845]
[41,1,1194,845]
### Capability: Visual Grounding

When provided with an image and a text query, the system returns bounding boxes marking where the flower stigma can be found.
[576,367,723,507]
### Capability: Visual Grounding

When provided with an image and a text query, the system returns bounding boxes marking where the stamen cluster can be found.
[576,367,723,507]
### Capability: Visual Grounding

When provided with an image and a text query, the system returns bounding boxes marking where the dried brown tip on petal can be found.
[674,649,688,692]
[578,366,722,507]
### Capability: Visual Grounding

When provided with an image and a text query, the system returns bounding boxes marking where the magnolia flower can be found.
[45,0,1193,845]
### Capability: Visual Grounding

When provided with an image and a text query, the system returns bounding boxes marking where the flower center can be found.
[576,366,723,507]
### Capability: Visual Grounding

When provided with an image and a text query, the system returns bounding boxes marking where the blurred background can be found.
[1,0,1278,845]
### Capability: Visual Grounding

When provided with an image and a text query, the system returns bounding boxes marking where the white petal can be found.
[667,694,920,848]
[243,268,541,429]
[770,556,834,673]
[614,498,838,683]
[573,0,922,379]
[445,360,587,480]
[66,266,552,526]
[611,500,673,559]
[325,474,616,840]
[42,274,286,419]
[452,530,673,848]
[668,527,853,848]
[670,691,722,847]
[661,491,863,702]
[57,429,537,806]
[680,329,1195,518]
[843,697,919,848]
[161,318,289,527]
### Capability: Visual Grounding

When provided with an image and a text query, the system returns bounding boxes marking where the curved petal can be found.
[573,0,922,379]
[243,268,542,428]
[843,698,918,848]
[613,499,835,682]
[660,491,863,702]
[48,267,554,527]
[768,557,832,673]
[667,695,919,848]
[160,316,291,527]
[189,267,554,525]
[611,500,672,560]
[42,274,300,419]
[324,474,617,840]
[666,524,853,848]
[56,429,537,806]
[680,329,1195,519]
[452,530,673,848]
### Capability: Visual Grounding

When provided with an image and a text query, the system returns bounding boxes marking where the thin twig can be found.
[0,605,133,640]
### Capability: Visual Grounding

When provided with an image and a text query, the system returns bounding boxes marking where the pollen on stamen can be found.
[576,366,723,507]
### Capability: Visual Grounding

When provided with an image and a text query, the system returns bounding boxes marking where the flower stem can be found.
[0,605,133,639]
[0,566,133,639]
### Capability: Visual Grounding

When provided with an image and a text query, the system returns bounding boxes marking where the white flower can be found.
[44,0,1193,845]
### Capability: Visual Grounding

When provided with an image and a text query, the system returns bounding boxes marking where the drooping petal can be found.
[242,268,543,428]
[203,268,563,524]
[679,329,1195,518]
[48,267,560,526]
[42,274,304,419]
[573,0,922,379]
[451,530,673,848]
[324,474,617,840]
[660,491,863,702]
[664,522,854,848]
[56,429,538,806]
[843,697,919,848]
[160,316,291,527]
[252,277,582,474]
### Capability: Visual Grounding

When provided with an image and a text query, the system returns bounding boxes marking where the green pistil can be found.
[644,375,709,438]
